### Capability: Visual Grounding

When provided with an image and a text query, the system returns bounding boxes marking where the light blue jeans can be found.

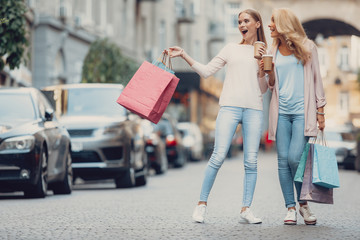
[199,106,263,207]
[276,113,309,208]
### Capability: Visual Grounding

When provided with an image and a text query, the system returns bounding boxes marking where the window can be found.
[317,47,328,78]
[194,40,201,60]
[121,0,128,37]
[54,50,66,84]
[338,45,350,71]
[59,0,72,19]
[159,20,166,53]
[225,2,242,33]
[193,0,200,15]
[92,0,103,26]
[100,0,107,28]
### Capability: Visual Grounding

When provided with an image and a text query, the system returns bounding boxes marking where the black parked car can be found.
[0,88,73,198]
[141,119,168,175]
[154,113,186,168]
[42,84,148,188]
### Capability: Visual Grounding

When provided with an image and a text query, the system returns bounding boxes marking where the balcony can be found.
[176,0,195,24]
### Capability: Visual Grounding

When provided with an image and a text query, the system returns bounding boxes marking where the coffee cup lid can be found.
[262,54,272,57]
[254,41,265,45]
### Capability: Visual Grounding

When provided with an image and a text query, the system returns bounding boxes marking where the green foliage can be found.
[82,38,139,85]
[0,0,28,70]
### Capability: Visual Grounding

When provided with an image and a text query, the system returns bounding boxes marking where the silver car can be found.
[42,84,148,188]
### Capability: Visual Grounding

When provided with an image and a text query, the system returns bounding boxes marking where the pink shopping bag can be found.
[116,60,179,124]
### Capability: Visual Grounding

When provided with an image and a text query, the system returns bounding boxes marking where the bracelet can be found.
[316,112,325,115]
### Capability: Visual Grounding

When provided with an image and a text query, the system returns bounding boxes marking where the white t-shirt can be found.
[191,43,267,110]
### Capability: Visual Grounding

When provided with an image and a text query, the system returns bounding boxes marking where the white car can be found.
[177,122,204,161]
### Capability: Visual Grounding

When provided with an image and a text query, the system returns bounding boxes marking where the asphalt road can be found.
[0,151,359,240]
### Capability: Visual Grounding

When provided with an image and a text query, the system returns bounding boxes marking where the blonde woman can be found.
[265,8,326,225]
[168,9,267,224]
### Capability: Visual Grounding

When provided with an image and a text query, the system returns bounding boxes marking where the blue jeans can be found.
[199,106,263,207]
[276,114,308,208]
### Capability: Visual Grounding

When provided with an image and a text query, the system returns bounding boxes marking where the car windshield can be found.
[65,88,126,117]
[0,93,36,122]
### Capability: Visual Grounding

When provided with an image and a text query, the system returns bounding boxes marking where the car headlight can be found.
[0,135,35,153]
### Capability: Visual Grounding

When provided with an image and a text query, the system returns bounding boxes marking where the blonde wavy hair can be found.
[272,8,310,65]
[239,9,267,48]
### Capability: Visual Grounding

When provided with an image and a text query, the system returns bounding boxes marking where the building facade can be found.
[2,0,360,131]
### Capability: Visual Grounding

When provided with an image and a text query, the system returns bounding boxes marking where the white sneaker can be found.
[284,209,297,225]
[192,204,207,223]
[239,208,262,224]
[299,205,317,225]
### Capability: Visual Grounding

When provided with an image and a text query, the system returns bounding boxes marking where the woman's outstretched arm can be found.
[168,46,195,66]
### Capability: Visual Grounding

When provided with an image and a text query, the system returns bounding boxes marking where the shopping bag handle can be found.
[311,130,327,146]
[155,51,173,70]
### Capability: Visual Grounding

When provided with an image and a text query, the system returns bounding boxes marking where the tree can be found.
[0,0,28,71]
[82,38,139,85]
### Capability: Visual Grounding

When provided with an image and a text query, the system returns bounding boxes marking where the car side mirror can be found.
[45,108,54,121]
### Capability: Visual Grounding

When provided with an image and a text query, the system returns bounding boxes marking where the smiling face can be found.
[268,15,280,39]
[238,12,260,44]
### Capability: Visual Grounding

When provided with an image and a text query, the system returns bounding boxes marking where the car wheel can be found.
[53,150,73,195]
[355,155,360,172]
[156,152,168,175]
[154,165,164,175]
[24,147,48,198]
[135,152,148,186]
[173,153,186,168]
[115,168,135,188]
[135,167,147,186]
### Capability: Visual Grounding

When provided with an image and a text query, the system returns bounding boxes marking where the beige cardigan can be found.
[268,39,327,141]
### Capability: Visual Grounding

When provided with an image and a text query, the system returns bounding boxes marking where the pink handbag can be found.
[116,59,179,124]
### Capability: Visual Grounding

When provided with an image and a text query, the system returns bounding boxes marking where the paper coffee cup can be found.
[254,41,265,59]
[263,54,273,72]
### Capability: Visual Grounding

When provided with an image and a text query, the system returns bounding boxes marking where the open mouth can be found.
[241,30,248,35]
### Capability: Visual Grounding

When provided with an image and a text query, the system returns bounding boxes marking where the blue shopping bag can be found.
[312,143,340,188]
[152,52,175,74]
